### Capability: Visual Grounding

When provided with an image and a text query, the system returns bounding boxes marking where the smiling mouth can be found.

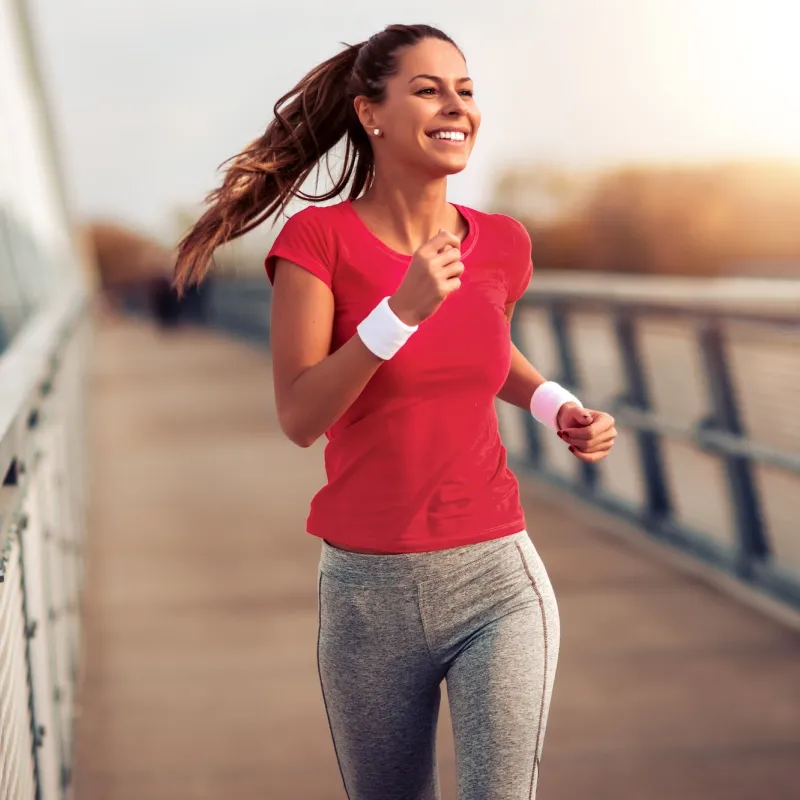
[426,130,468,143]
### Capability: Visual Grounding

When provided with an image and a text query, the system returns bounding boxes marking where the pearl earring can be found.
[373,128,381,137]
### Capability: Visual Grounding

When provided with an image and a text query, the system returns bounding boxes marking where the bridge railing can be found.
[0,282,89,800]
[497,272,800,609]
[1,0,92,789]
[193,270,800,609]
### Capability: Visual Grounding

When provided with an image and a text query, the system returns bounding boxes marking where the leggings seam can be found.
[317,572,352,800]
[415,584,439,669]
[515,542,548,800]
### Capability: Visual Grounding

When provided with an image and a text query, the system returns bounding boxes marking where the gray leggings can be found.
[317,530,560,800]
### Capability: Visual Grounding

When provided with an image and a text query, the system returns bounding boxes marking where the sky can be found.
[27,0,800,243]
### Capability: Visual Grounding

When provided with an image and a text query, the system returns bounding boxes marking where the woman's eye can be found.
[415,87,474,98]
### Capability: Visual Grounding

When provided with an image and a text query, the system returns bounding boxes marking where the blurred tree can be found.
[493,161,800,276]
[85,220,173,290]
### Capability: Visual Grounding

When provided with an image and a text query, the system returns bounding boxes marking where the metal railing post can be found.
[509,314,544,470]
[613,311,671,524]
[550,303,598,492]
[697,322,768,578]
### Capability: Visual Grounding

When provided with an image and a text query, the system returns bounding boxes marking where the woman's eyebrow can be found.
[408,74,472,84]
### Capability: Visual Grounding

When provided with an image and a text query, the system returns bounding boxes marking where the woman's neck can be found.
[353,170,465,255]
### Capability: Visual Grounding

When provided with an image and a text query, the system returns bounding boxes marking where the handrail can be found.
[615,406,800,473]
[526,271,800,318]
[0,280,87,480]
[0,278,89,800]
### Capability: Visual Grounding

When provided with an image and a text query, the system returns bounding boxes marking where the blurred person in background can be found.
[173,23,617,800]
[87,221,182,327]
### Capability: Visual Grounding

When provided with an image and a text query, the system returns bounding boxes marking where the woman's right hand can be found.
[388,230,464,326]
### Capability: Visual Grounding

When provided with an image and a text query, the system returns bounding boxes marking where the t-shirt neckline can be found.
[343,199,478,262]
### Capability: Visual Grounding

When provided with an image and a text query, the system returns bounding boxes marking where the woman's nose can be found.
[442,93,468,116]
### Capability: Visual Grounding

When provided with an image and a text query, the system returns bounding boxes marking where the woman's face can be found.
[358,38,481,178]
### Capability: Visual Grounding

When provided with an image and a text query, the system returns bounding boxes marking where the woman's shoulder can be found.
[265,202,349,285]
[457,205,531,251]
[279,200,349,231]
[462,204,527,229]
[457,205,533,300]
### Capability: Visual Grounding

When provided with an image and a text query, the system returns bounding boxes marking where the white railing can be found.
[1,0,94,793]
[0,283,89,800]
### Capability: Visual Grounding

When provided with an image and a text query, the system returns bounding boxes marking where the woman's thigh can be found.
[317,572,445,800]
[444,537,560,799]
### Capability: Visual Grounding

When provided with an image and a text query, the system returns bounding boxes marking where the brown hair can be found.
[173,23,461,295]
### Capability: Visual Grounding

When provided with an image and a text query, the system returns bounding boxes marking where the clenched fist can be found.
[556,402,617,464]
[388,229,464,326]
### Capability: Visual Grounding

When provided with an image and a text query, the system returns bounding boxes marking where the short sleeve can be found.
[264,206,333,288]
[506,216,533,303]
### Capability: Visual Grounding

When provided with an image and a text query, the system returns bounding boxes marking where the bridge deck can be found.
[73,316,800,799]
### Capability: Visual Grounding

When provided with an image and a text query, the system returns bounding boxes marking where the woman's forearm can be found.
[497,343,548,411]
[284,326,550,445]
[279,334,384,447]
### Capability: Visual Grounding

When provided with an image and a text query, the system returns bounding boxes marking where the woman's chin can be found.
[425,156,471,178]
[445,160,470,176]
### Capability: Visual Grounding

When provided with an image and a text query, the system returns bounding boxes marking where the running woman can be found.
[173,23,618,800]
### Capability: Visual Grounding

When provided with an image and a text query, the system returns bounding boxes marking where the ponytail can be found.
[173,24,460,296]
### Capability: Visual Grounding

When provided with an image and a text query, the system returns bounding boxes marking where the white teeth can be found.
[430,131,466,141]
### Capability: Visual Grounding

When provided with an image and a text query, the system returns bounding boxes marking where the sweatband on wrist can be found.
[356,296,418,360]
[530,381,583,431]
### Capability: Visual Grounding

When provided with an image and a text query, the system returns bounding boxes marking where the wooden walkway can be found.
[73,316,800,800]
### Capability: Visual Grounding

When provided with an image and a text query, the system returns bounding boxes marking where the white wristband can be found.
[357,296,418,360]
[530,381,582,431]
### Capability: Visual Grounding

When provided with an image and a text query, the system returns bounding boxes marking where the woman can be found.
[174,23,617,800]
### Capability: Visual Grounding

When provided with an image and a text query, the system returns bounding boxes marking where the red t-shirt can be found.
[265,199,532,553]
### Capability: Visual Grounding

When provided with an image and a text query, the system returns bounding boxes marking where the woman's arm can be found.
[497,341,548,411]
[496,302,549,410]
[270,229,464,448]
[498,302,618,462]
[270,259,384,447]
[496,303,581,425]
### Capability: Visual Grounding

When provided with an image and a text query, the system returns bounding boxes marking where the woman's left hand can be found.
[555,402,617,463]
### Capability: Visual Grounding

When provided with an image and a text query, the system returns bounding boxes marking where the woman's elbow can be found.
[277,409,318,449]
[292,433,317,449]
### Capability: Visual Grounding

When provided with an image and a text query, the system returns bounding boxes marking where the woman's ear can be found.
[353,96,378,135]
